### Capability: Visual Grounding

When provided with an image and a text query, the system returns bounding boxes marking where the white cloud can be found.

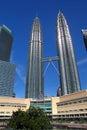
[16,65,26,84]
[10,50,15,63]
[77,58,87,65]
[10,50,26,84]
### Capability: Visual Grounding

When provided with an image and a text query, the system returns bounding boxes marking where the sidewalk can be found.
[51,121,87,129]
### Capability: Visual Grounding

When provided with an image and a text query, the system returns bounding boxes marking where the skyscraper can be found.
[26,17,44,98]
[0,25,15,97]
[0,25,13,62]
[56,12,81,95]
[0,60,16,97]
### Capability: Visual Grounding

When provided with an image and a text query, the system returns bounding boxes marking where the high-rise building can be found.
[26,17,44,98]
[0,25,15,97]
[0,25,13,62]
[81,29,87,50]
[56,12,81,95]
[0,60,16,97]
[57,87,62,97]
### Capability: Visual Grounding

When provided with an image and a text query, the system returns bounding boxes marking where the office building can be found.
[0,60,16,97]
[0,97,30,119]
[52,90,87,119]
[0,25,13,62]
[26,17,44,98]
[0,25,15,97]
[81,29,87,50]
[56,12,81,95]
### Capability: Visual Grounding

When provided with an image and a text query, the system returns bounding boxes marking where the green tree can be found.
[7,109,26,129]
[27,107,50,130]
[7,107,50,130]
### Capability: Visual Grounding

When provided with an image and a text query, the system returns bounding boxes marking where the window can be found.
[0,112,4,114]
[6,112,10,114]
[79,109,84,111]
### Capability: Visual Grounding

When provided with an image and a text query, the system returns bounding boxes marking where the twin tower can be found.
[25,12,81,98]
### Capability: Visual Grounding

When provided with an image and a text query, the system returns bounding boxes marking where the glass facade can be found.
[0,60,16,97]
[82,29,87,50]
[30,98,52,115]
[0,25,13,62]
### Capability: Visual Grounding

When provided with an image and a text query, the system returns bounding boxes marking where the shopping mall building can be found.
[0,90,87,119]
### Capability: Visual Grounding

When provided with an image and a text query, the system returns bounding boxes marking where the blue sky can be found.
[0,0,87,98]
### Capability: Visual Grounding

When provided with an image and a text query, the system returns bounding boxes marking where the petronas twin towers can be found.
[25,12,81,98]
[26,17,44,98]
[56,12,81,95]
